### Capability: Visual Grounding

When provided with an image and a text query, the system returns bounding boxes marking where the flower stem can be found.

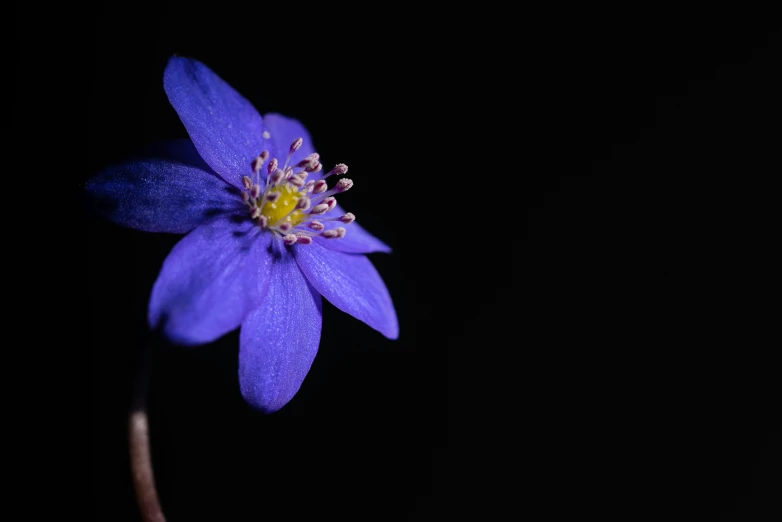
[129,344,166,522]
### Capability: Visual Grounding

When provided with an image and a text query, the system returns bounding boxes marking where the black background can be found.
[45,3,781,520]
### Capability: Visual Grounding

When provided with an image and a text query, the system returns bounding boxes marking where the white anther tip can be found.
[336,178,353,192]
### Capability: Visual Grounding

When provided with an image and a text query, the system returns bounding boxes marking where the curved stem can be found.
[129,347,166,522]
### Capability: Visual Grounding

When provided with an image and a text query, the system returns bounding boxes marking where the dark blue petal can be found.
[262,113,317,175]
[312,204,392,254]
[163,56,273,189]
[293,245,398,339]
[148,217,274,345]
[140,138,214,171]
[85,152,242,233]
[239,247,322,413]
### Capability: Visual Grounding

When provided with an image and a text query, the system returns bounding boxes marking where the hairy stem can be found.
[129,347,166,522]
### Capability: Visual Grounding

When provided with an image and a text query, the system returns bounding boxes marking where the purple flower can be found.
[87,56,398,413]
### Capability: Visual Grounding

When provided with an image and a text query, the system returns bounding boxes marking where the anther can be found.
[283,234,298,245]
[296,235,313,245]
[242,192,250,204]
[258,215,268,228]
[310,203,330,215]
[250,151,269,173]
[278,222,292,232]
[270,169,285,184]
[335,178,353,192]
[308,221,325,231]
[324,163,348,178]
[288,173,306,188]
[321,227,346,239]
[289,137,303,155]
[295,197,311,211]
[267,158,278,176]
[339,212,355,224]
[295,154,319,169]
[312,180,327,194]
[305,160,322,173]
[250,207,262,219]
[266,192,280,202]
[250,184,261,199]
[324,197,337,211]
[242,176,253,189]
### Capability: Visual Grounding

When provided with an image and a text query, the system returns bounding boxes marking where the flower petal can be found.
[239,249,322,413]
[262,113,317,174]
[163,56,271,189]
[312,204,392,254]
[148,217,273,345]
[293,245,398,339]
[140,138,215,171]
[85,144,241,234]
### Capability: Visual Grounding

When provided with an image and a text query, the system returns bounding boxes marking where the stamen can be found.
[242,176,253,190]
[289,138,303,155]
[250,184,261,199]
[258,215,268,228]
[251,151,269,186]
[296,235,313,245]
[321,227,346,239]
[283,234,298,245]
[305,161,322,173]
[266,192,280,202]
[295,197,311,211]
[295,154,319,170]
[307,221,325,231]
[288,173,306,188]
[312,180,327,194]
[242,192,250,204]
[267,158,279,177]
[279,222,292,233]
[270,169,285,185]
[313,179,353,201]
[250,151,269,174]
[310,203,330,215]
[323,163,348,178]
[283,138,304,170]
[339,212,355,224]
[335,178,353,192]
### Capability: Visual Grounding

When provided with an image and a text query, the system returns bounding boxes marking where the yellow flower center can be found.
[262,184,307,227]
